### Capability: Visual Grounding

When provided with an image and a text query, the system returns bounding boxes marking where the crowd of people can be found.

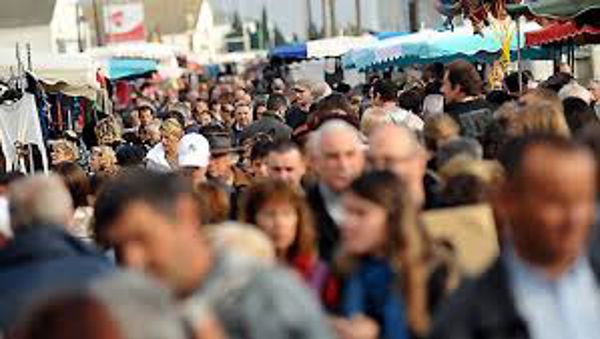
[1,57,600,339]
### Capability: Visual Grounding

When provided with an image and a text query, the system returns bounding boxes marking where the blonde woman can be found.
[145,118,184,171]
[50,139,79,166]
[95,117,123,148]
[90,146,119,176]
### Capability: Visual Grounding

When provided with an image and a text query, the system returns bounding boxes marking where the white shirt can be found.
[145,143,172,172]
[505,248,600,339]
[0,93,48,173]
[387,107,424,132]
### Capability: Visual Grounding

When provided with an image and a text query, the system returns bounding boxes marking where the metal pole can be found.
[330,0,337,36]
[355,0,362,34]
[26,43,32,71]
[92,0,103,46]
[76,2,83,52]
[517,16,523,95]
[306,0,313,38]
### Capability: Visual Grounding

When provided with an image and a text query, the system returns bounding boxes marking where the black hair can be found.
[266,93,288,112]
[116,144,146,167]
[267,139,301,156]
[562,97,598,134]
[372,80,398,102]
[250,139,273,161]
[398,87,425,114]
[94,169,194,241]
[504,72,530,94]
[540,72,573,93]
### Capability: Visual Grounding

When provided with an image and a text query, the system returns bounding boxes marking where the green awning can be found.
[507,0,600,20]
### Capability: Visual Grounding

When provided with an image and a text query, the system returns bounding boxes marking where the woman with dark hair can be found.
[53,162,93,241]
[240,180,331,298]
[335,171,458,339]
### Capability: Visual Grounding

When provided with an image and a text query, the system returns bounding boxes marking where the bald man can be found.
[307,120,366,261]
[368,124,429,207]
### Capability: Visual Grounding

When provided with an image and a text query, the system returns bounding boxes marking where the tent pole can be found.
[517,16,523,95]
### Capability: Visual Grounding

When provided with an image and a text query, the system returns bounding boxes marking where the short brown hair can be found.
[239,180,317,260]
[446,60,483,96]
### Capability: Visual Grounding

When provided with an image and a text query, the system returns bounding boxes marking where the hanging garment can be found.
[0,93,49,173]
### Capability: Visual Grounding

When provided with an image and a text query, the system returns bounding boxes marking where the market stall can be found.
[343,22,545,71]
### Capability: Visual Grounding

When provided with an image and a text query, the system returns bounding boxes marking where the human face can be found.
[267,150,306,189]
[368,126,427,207]
[251,158,269,179]
[441,72,461,104]
[103,202,194,292]
[235,106,252,128]
[315,131,365,192]
[293,87,312,108]
[139,109,154,126]
[51,146,72,165]
[197,112,212,126]
[161,131,180,155]
[341,192,388,256]
[221,105,235,126]
[256,200,299,256]
[208,154,233,181]
[195,101,209,114]
[255,105,267,119]
[499,145,596,274]
[90,147,102,173]
[588,82,600,102]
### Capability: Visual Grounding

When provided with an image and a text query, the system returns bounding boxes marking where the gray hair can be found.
[559,81,593,104]
[91,271,188,339]
[205,221,275,263]
[308,119,364,159]
[436,137,483,169]
[311,81,333,101]
[9,174,73,233]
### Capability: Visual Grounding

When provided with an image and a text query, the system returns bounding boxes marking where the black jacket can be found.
[306,184,339,263]
[0,227,114,331]
[428,255,600,339]
[445,99,493,139]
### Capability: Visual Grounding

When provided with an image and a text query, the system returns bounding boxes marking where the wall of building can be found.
[50,0,83,53]
[0,26,52,53]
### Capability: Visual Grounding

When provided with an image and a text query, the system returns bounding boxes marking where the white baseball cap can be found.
[178,133,210,168]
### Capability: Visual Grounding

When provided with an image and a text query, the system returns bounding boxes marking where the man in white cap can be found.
[178,133,211,186]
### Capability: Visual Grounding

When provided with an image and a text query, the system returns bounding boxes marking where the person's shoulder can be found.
[429,259,510,338]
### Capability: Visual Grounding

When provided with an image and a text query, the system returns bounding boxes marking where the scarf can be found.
[341,257,410,339]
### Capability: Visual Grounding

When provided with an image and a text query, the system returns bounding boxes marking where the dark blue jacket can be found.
[0,227,114,332]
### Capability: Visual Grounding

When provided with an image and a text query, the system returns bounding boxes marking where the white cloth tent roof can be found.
[86,42,183,62]
[306,35,377,58]
[0,49,99,98]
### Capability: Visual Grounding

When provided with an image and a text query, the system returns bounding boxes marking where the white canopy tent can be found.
[306,35,378,59]
[0,49,100,98]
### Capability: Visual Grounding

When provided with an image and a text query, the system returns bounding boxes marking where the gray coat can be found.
[182,252,334,339]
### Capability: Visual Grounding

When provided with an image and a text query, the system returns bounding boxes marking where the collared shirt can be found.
[319,183,345,227]
[504,248,600,339]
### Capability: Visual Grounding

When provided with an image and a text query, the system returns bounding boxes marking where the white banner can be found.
[104,2,146,43]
